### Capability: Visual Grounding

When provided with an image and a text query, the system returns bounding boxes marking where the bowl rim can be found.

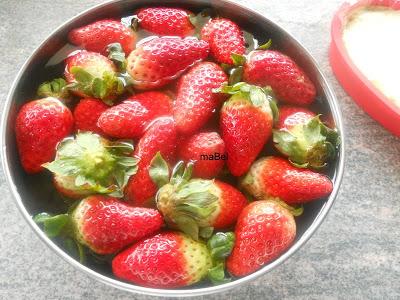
[1,0,345,297]
[330,0,400,136]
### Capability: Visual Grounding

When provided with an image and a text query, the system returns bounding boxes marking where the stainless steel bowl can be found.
[1,0,345,297]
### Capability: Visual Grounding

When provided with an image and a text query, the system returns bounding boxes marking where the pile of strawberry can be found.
[15,7,339,288]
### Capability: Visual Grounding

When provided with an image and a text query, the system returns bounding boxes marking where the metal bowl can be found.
[1,0,345,297]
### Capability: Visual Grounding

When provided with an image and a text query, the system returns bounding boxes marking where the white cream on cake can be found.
[343,6,400,108]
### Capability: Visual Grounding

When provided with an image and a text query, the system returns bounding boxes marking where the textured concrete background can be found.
[1,0,399,299]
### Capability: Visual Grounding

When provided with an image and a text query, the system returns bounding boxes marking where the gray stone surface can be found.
[1,0,399,299]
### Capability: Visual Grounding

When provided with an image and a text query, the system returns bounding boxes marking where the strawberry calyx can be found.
[107,43,127,72]
[256,38,273,50]
[267,198,304,217]
[43,132,138,198]
[207,232,235,284]
[129,16,140,32]
[220,54,246,85]
[273,115,340,169]
[33,208,86,263]
[33,212,71,237]
[37,78,70,100]
[217,82,278,122]
[189,8,215,37]
[149,152,219,240]
[222,38,272,84]
[67,66,125,105]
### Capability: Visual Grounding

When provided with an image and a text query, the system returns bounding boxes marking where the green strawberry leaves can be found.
[43,132,138,198]
[208,262,230,284]
[207,232,235,284]
[37,78,70,100]
[168,179,218,240]
[217,82,277,122]
[273,116,339,169]
[34,212,86,263]
[221,54,246,85]
[153,157,220,240]
[107,43,127,72]
[231,53,246,66]
[228,66,244,85]
[64,238,86,264]
[33,213,70,238]
[223,39,272,84]
[67,66,126,105]
[208,232,235,260]
[189,8,216,37]
[270,198,304,217]
[149,152,170,188]
[257,38,272,50]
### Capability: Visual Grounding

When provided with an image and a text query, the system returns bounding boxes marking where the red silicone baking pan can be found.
[330,0,400,136]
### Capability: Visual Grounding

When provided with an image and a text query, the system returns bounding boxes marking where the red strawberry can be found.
[73,98,108,134]
[227,200,296,277]
[125,117,177,206]
[68,19,136,55]
[219,83,274,176]
[34,195,163,255]
[126,91,172,121]
[97,101,148,139]
[112,231,212,288]
[243,50,316,105]
[201,18,246,64]
[173,62,227,135]
[240,156,334,204]
[126,36,209,90]
[136,7,194,36]
[45,132,138,199]
[15,97,74,173]
[273,106,339,168]
[64,50,123,104]
[98,92,171,139]
[151,157,247,239]
[276,106,316,130]
[178,132,226,179]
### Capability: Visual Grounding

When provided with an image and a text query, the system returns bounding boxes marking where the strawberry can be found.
[73,98,108,134]
[219,83,275,177]
[276,106,316,129]
[201,18,245,65]
[273,106,339,168]
[99,91,172,139]
[226,200,296,277]
[173,62,227,135]
[97,101,148,139]
[240,156,334,204]
[44,132,138,198]
[125,117,177,206]
[64,50,124,104]
[112,231,212,288]
[126,36,209,90]
[34,195,163,255]
[68,19,136,55]
[127,91,172,119]
[136,7,194,36]
[15,97,74,173]
[150,155,247,239]
[243,50,316,105]
[178,132,226,179]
